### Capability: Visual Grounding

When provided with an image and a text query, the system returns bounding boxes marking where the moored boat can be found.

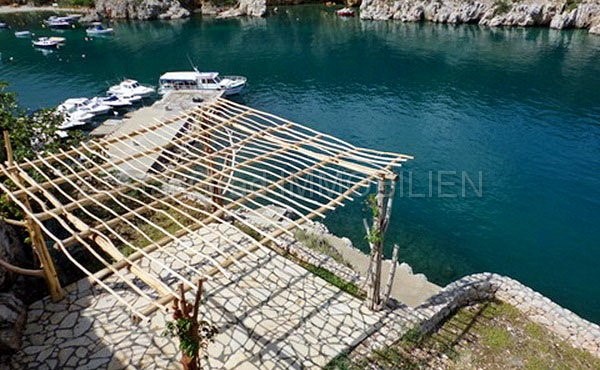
[0,22,8,29]
[44,16,76,29]
[336,7,356,17]
[32,37,63,49]
[158,71,247,96]
[14,31,31,37]
[108,79,155,98]
[108,92,143,104]
[86,23,114,36]
[98,94,133,108]
[58,98,112,116]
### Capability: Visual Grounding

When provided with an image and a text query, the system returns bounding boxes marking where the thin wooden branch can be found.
[381,243,400,308]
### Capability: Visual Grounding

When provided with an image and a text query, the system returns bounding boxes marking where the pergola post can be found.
[366,175,396,311]
[2,130,64,301]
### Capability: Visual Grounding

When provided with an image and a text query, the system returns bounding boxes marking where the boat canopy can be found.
[159,71,220,81]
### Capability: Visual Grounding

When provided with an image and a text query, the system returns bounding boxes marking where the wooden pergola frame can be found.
[0,98,412,321]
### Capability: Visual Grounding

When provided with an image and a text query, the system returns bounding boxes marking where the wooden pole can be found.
[2,130,64,301]
[368,177,386,311]
[381,243,400,306]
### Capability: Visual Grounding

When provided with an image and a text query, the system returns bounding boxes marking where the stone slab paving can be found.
[9,223,385,369]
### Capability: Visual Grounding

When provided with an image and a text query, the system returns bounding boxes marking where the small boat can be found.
[108,79,155,98]
[58,117,88,130]
[108,92,143,104]
[336,8,356,17]
[158,71,247,96]
[32,37,62,49]
[44,16,76,29]
[14,31,31,37]
[0,23,8,29]
[58,98,112,116]
[86,23,114,36]
[97,94,132,108]
[57,109,94,130]
[48,36,66,43]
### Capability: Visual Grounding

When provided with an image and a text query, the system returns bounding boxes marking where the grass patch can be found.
[233,221,262,241]
[326,300,600,369]
[233,222,364,299]
[293,256,365,299]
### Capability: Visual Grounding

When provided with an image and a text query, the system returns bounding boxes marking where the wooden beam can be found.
[2,131,64,301]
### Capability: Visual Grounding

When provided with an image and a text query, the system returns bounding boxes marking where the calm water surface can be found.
[1,6,599,322]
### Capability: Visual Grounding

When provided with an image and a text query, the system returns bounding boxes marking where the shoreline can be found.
[0,5,82,15]
[1,2,598,35]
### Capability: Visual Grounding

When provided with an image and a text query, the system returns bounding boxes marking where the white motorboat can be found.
[336,7,356,17]
[14,31,31,37]
[58,98,112,116]
[0,23,7,29]
[98,94,132,108]
[44,16,76,29]
[86,23,114,36]
[158,71,246,96]
[58,116,88,130]
[56,109,94,130]
[108,79,155,98]
[32,37,63,49]
[108,92,143,104]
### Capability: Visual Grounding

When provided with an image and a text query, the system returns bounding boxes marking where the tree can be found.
[0,81,84,218]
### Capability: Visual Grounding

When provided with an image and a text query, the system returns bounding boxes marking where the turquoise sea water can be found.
[1,6,599,322]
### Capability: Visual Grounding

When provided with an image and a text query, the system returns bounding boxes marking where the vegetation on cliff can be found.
[327,301,600,369]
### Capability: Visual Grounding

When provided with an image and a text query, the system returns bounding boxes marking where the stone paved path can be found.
[9,224,384,369]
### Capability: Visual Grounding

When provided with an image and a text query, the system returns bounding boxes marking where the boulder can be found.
[0,292,26,353]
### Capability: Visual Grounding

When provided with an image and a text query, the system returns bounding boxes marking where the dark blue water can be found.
[1,6,599,322]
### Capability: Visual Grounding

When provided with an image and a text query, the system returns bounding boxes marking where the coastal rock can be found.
[590,16,600,33]
[217,0,267,18]
[360,0,600,34]
[0,292,26,353]
[92,0,190,20]
[550,7,578,28]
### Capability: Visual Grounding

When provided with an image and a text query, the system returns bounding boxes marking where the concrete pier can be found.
[91,90,224,178]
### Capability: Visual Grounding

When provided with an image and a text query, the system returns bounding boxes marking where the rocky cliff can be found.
[359,0,600,34]
[0,222,27,354]
[86,0,191,21]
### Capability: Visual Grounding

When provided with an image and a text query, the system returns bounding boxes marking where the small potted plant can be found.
[163,281,218,370]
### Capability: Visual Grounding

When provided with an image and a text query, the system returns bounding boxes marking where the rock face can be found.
[90,0,191,20]
[0,292,26,353]
[216,0,267,17]
[360,0,600,34]
[0,222,28,354]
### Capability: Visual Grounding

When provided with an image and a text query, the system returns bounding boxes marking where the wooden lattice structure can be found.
[0,98,412,321]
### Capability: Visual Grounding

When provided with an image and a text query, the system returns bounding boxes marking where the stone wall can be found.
[360,0,600,35]
[415,273,600,357]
